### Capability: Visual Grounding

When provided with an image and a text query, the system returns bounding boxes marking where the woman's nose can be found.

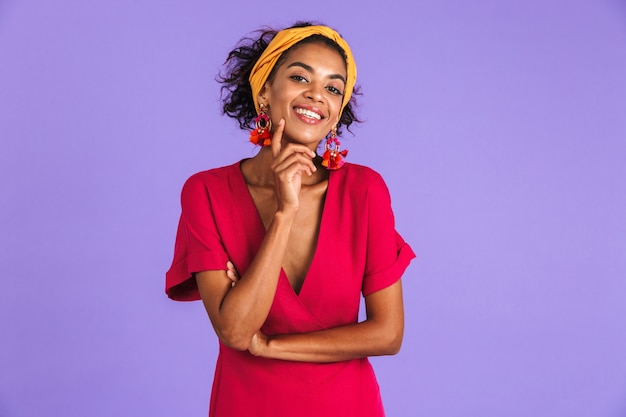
[305,82,324,102]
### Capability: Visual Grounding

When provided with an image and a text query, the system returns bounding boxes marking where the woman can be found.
[166,22,415,417]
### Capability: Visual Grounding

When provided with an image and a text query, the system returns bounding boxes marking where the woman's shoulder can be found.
[337,163,395,215]
[183,161,241,188]
[179,161,243,202]
[185,161,241,184]
[338,162,388,190]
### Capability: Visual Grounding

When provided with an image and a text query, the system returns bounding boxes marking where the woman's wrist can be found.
[273,207,298,223]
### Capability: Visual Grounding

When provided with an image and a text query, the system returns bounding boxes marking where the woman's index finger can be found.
[271,119,285,158]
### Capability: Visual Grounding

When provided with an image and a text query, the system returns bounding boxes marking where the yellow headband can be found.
[249,25,357,118]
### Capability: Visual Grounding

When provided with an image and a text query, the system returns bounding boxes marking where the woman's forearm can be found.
[251,280,405,362]
[254,319,403,363]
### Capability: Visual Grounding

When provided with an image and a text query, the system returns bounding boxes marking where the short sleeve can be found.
[361,173,416,297]
[165,174,230,301]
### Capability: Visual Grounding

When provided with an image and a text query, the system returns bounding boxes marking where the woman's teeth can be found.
[295,108,321,120]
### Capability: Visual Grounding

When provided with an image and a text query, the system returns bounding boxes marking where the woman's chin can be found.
[282,134,325,149]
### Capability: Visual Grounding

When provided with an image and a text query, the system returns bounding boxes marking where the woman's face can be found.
[260,42,347,149]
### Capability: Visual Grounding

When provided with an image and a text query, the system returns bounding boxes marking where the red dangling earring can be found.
[249,103,273,146]
[321,126,348,170]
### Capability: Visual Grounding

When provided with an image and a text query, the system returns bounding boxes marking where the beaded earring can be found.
[249,103,273,146]
[321,126,348,170]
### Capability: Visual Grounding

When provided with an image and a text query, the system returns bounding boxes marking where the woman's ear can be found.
[258,82,270,104]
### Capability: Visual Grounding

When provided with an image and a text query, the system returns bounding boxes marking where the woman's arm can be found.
[196,208,295,351]
[196,120,318,351]
[248,280,404,362]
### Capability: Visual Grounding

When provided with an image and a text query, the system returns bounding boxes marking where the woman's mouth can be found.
[294,107,323,123]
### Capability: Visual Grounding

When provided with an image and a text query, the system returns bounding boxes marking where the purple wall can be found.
[1,1,625,416]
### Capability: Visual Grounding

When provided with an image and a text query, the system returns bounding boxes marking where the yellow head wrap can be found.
[249,25,357,118]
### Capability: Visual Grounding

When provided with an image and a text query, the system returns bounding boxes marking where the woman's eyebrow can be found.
[287,61,346,84]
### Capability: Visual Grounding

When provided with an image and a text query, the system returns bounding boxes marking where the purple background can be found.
[1,1,625,416]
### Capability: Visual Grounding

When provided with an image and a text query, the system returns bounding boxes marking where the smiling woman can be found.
[165,21,415,417]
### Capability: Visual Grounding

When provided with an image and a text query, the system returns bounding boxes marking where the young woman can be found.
[166,22,415,417]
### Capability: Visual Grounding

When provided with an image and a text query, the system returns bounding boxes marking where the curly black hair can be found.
[216,21,361,135]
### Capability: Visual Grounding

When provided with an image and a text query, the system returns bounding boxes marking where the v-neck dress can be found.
[166,160,415,417]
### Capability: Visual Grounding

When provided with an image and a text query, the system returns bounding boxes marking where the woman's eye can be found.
[290,75,308,82]
[326,86,343,95]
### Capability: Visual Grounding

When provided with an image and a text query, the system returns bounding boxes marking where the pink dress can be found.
[166,161,415,417]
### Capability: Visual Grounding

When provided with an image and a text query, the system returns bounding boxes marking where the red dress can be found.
[166,161,415,417]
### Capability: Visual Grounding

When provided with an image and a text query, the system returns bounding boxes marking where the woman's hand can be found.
[248,330,269,357]
[270,119,317,211]
[225,261,239,287]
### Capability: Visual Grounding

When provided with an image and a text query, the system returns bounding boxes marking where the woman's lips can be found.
[293,106,324,124]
